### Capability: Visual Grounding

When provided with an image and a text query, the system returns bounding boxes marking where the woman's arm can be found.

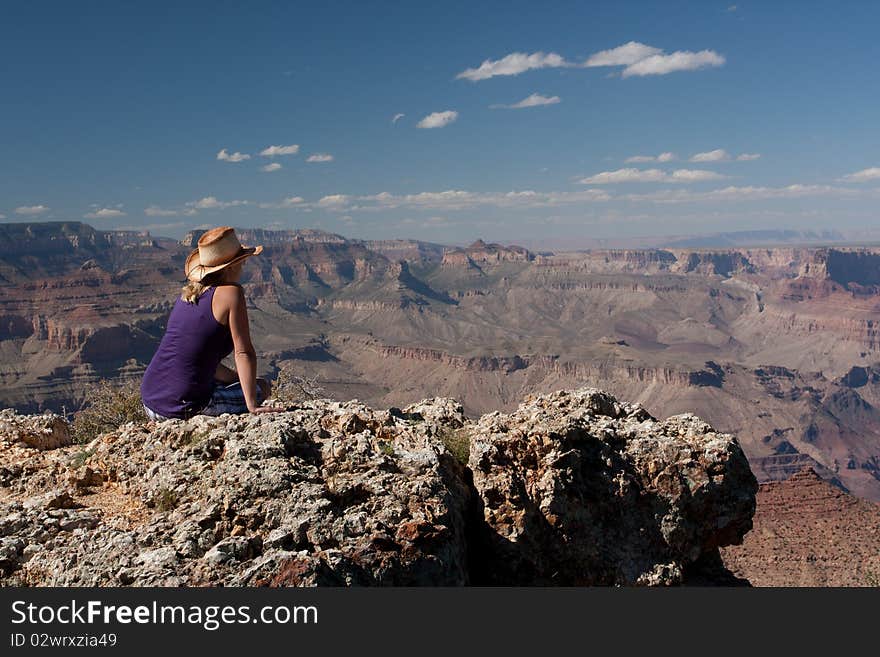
[226,286,264,412]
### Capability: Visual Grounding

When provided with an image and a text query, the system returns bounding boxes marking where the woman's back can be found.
[141,286,234,418]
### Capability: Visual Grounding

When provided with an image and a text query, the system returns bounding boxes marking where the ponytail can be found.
[180,271,225,303]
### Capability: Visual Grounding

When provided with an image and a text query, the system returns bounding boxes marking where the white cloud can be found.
[187,196,248,210]
[216,148,251,162]
[690,148,731,162]
[0,214,5,219]
[580,168,668,184]
[456,51,571,81]
[84,208,126,219]
[261,163,283,172]
[145,206,180,217]
[625,184,853,203]
[354,188,611,211]
[317,194,350,207]
[669,169,727,182]
[458,43,723,84]
[578,168,726,184]
[625,152,676,163]
[306,153,334,162]
[690,149,761,162]
[417,110,458,129]
[840,167,880,183]
[584,42,663,67]
[258,196,305,209]
[583,42,725,78]
[622,50,725,77]
[15,205,50,215]
[392,113,405,124]
[248,180,874,215]
[491,93,561,109]
[260,144,300,157]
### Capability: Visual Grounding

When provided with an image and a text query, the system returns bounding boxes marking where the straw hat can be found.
[184,227,263,282]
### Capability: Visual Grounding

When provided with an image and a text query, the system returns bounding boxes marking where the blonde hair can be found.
[180,270,226,303]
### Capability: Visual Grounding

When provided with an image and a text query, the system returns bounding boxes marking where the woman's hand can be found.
[249,379,278,413]
[250,405,283,414]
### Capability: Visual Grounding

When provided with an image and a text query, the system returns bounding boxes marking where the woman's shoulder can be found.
[212,282,243,293]
[211,283,244,303]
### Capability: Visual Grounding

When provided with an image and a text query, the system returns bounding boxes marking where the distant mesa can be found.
[441,238,533,267]
[179,230,203,248]
[824,249,880,287]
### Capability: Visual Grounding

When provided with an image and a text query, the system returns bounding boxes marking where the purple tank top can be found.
[141,286,234,418]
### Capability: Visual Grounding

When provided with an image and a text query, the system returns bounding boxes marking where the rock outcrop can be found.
[0,387,756,586]
[0,409,73,450]
[441,239,533,267]
[469,389,756,585]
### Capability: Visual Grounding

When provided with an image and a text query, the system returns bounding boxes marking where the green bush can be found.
[437,427,470,465]
[72,378,147,444]
[154,487,179,512]
[69,447,96,469]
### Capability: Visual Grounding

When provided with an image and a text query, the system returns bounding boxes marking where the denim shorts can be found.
[143,381,264,421]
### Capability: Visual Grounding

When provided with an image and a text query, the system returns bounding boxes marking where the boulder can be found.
[468,388,757,585]
[0,409,73,450]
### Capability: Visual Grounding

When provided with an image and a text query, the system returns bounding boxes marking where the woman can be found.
[141,226,279,419]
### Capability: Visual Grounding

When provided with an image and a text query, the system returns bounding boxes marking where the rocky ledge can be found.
[0,388,757,586]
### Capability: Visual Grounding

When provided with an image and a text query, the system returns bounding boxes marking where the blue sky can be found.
[1,1,878,245]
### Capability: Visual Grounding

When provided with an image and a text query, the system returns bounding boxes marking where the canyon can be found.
[2,221,879,503]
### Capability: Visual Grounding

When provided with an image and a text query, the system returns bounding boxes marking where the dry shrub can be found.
[154,487,179,512]
[72,378,147,444]
[438,427,470,465]
[272,363,326,406]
